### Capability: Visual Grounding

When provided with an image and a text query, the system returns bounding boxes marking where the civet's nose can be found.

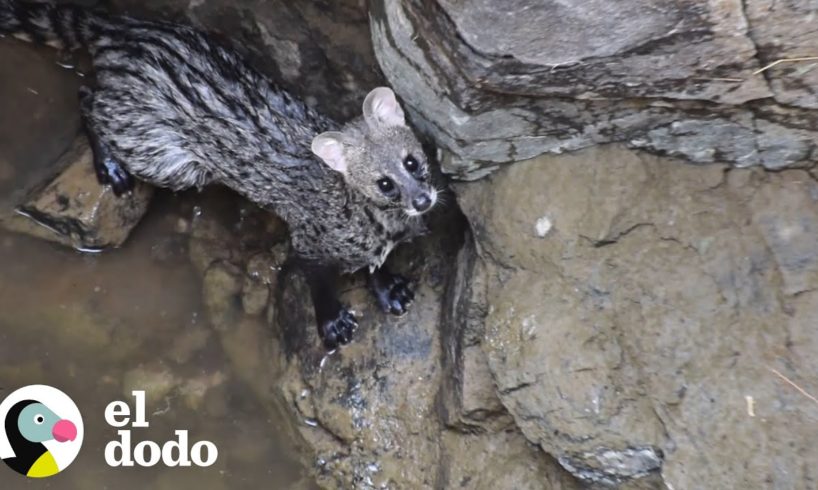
[412,194,432,212]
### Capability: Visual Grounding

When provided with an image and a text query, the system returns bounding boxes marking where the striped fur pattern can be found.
[0,0,436,273]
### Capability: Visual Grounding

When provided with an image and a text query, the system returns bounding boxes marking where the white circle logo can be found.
[0,385,84,478]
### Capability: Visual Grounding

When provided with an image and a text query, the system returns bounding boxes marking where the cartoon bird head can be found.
[3,399,77,477]
[13,400,77,444]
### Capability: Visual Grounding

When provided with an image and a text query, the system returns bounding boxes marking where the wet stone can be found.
[202,261,244,331]
[122,364,178,407]
[370,0,818,179]
[454,144,818,489]
[0,135,152,250]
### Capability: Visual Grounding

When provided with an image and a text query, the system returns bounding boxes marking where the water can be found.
[0,39,315,489]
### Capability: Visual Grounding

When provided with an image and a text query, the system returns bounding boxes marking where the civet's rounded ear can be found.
[311,131,347,174]
[363,87,406,129]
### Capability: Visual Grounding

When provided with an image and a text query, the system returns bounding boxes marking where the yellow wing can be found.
[27,450,60,478]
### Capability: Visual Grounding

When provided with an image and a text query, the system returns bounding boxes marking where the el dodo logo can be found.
[0,385,83,478]
[104,391,218,468]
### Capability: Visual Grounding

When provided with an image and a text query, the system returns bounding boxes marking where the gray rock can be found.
[370,1,818,179]
[744,0,818,109]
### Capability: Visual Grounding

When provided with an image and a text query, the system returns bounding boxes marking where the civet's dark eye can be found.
[403,155,419,173]
[377,177,395,195]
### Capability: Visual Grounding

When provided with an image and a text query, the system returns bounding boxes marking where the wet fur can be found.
[0,0,430,274]
[0,0,436,349]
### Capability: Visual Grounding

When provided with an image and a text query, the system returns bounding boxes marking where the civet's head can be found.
[311,87,438,217]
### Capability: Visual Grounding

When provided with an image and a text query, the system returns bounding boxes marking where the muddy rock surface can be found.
[184,189,586,488]
[269,205,582,489]
[453,145,818,488]
[2,136,153,250]
[370,0,818,179]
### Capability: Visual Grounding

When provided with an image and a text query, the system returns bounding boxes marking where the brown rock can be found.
[242,246,288,316]
[0,41,83,207]
[1,136,152,250]
[441,430,581,490]
[188,212,237,275]
[202,261,243,331]
[453,144,818,488]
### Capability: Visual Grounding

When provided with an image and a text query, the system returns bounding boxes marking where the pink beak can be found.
[52,419,77,443]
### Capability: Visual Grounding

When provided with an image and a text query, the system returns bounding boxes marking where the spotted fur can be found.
[0,0,437,273]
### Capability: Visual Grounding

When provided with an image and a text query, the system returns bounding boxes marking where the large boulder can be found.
[453,144,818,488]
[370,0,818,179]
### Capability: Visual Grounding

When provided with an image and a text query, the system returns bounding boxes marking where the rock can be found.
[441,235,513,431]
[187,189,289,274]
[186,203,313,473]
[369,1,818,179]
[0,41,83,208]
[1,135,153,250]
[242,246,288,316]
[242,277,270,316]
[220,315,280,391]
[122,362,227,413]
[0,41,152,250]
[744,1,818,109]
[149,234,188,264]
[178,371,227,411]
[202,261,244,331]
[453,144,818,488]
[270,203,581,489]
[276,258,447,488]
[122,364,178,407]
[167,325,211,365]
[110,0,384,121]
[440,431,580,490]
[188,208,239,275]
[0,70,153,250]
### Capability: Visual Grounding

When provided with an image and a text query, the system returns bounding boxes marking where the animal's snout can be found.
[412,194,432,212]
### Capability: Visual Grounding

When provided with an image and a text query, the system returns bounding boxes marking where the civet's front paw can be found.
[371,273,414,316]
[97,156,135,196]
[79,86,135,197]
[319,307,358,350]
